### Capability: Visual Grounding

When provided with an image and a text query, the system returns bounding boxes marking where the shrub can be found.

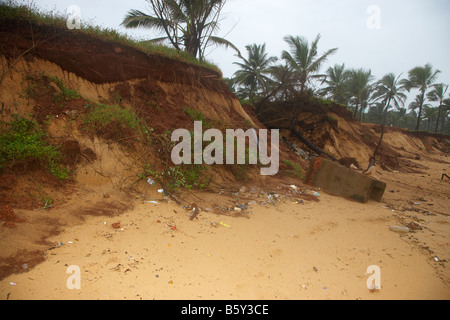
[83,103,140,131]
[0,115,69,179]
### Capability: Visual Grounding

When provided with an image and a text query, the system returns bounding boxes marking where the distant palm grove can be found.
[124,0,449,135]
[227,37,449,135]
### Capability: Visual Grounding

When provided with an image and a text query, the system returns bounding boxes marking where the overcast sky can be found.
[30,0,450,104]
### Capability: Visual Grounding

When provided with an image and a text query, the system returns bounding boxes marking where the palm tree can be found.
[372,73,407,124]
[408,94,431,130]
[422,105,438,132]
[346,68,373,121]
[232,43,278,101]
[400,64,441,131]
[427,83,449,133]
[441,96,450,134]
[371,73,406,159]
[318,63,350,104]
[121,0,239,60]
[281,34,338,95]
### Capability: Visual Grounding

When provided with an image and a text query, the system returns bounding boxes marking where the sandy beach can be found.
[1,151,449,300]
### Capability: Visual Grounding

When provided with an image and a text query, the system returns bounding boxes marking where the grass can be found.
[183,108,212,129]
[83,103,141,132]
[282,159,304,179]
[46,74,81,102]
[22,72,81,105]
[0,115,69,179]
[0,1,221,74]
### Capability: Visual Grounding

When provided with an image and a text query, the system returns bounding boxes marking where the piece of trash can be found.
[189,203,200,221]
[112,222,121,229]
[67,241,73,244]
[210,221,217,228]
[148,201,158,204]
[168,281,173,285]
[313,192,321,197]
[147,178,155,185]
[22,263,28,270]
[234,207,242,212]
[219,222,231,228]
[290,185,297,190]
[10,282,16,286]
[236,204,248,211]
[158,189,164,193]
[389,226,410,234]
[434,257,440,262]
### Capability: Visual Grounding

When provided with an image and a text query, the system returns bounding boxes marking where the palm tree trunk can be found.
[353,102,359,120]
[415,92,425,131]
[373,97,391,161]
[434,104,442,134]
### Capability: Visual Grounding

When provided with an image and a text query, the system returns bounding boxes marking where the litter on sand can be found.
[219,222,231,228]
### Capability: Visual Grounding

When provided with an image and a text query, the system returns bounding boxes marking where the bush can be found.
[83,103,141,131]
[0,115,69,179]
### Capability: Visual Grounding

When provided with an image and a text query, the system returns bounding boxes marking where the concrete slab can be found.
[304,157,386,203]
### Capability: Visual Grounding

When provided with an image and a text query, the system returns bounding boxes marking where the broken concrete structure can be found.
[304,157,387,203]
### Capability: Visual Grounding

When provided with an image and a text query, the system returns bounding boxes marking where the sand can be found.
[0,152,449,300]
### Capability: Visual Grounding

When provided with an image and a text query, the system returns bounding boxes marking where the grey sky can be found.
[32,0,450,105]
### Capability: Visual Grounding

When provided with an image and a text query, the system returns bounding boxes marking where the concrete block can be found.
[304,157,386,203]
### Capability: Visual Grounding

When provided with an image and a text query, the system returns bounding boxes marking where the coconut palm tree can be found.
[408,94,431,130]
[281,34,338,95]
[427,83,448,133]
[422,105,438,132]
[372,73,407,124]
[400,64,441,131]
[371,73,407,159]
[318,63,350,104]
[232,43,278,101]
[121,0,239,60]
[346,68,373,121]
[441,96,450,134]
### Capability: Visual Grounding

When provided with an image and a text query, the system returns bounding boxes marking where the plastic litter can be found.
[313,192,321,197]
[148,201,158,204]
[390,226,410,234]
[147,178,155,185]
[219,222,231,228]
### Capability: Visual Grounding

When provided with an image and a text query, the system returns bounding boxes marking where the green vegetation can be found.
[226,28,448,134]
[121,0,239,61]
[141,163,211,192]
[0,115,69,179]
[47,74,81,103]
[83,103,141,132]
[282,160,304,179]
[0,1,221,73]
[22,72,80,106]
[183,108,212,129]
